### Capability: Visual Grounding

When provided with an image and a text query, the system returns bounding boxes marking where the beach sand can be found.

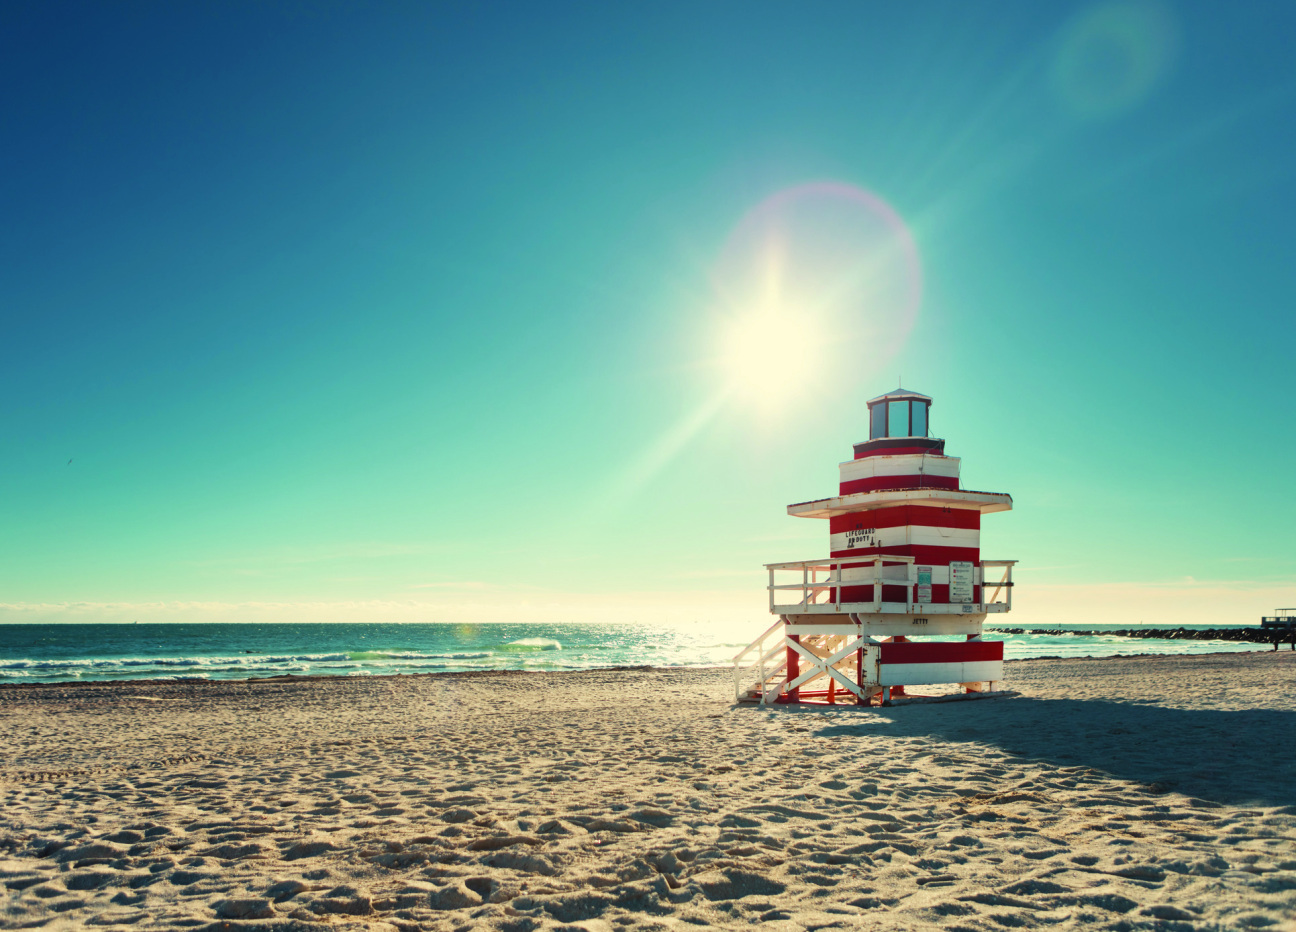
[2,652,1294,931]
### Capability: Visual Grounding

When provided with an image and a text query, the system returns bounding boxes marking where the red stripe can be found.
[879,641,1003,664]
[840,475,960,495]
[829,544,981,565]
[829,506,979,534]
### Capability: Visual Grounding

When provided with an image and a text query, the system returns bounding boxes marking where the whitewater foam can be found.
[505,638,562,651]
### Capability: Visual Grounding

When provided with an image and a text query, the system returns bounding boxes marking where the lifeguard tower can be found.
[734,387,1017,705]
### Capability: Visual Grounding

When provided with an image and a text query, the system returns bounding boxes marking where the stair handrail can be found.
[733,617,784,664]
[733,616,788,703]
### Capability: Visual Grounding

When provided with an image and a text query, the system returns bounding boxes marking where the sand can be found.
[1,651,1294,931]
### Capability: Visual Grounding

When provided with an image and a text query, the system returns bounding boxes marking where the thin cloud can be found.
[408,581,491,590]
[673,569,764,580]
[180,541,440,568]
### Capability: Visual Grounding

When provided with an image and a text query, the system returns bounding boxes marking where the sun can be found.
[718,310,818,412]
[707,181,923,417]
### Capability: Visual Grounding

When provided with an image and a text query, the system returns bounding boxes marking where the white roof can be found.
[867,386,932,404]
[787,487,1013,519]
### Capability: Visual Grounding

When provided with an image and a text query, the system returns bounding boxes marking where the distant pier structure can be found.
[734,387,1017,705]
[1261,609,1296,650]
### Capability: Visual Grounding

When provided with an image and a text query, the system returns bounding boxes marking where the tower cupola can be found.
[857,386,941,458]
[867,386,931,440]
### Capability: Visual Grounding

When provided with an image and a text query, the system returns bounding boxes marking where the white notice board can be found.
[949,561,974,603]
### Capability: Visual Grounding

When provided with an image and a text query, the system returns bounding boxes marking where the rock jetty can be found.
[988,626,1296,649]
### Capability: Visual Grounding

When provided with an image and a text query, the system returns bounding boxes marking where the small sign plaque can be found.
[916,566,932,604]
[950,561,975,603]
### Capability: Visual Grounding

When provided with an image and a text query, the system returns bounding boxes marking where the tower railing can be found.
[766,558,1015,614]
[980,560,1016,612]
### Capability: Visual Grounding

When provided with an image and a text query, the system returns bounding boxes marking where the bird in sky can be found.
[67,458,73,466]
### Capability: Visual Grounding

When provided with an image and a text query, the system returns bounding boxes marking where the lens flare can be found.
[1052,0,1179,119]
[709,181,922,414]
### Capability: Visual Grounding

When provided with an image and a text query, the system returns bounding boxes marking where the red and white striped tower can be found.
[734,387,1017,706]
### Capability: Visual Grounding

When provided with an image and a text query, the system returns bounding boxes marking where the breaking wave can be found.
[503,638,562,651]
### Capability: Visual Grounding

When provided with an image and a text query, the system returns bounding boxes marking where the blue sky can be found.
[2,0,1293,626]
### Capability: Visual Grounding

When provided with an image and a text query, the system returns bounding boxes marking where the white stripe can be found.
[839,564,960,584]
[829,525,980,553]
[839,453,960,485]
[877,660,1003,686]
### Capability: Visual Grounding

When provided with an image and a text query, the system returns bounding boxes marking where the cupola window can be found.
[870,403,886,439]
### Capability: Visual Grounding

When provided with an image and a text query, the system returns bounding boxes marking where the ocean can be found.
[0,621,1270,685]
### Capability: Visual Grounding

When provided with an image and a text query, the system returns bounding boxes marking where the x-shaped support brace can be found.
[783,635,867,698]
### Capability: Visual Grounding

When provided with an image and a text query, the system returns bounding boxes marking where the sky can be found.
[2,0,1294,627]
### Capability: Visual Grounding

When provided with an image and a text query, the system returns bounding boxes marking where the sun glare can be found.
[707,181,922,418]
[720,311,817,411]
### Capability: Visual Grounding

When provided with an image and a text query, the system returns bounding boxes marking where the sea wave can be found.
[503,638,562,651]
[0,647,511,683]
[0,621,1270,686]
[346,650,493,661]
